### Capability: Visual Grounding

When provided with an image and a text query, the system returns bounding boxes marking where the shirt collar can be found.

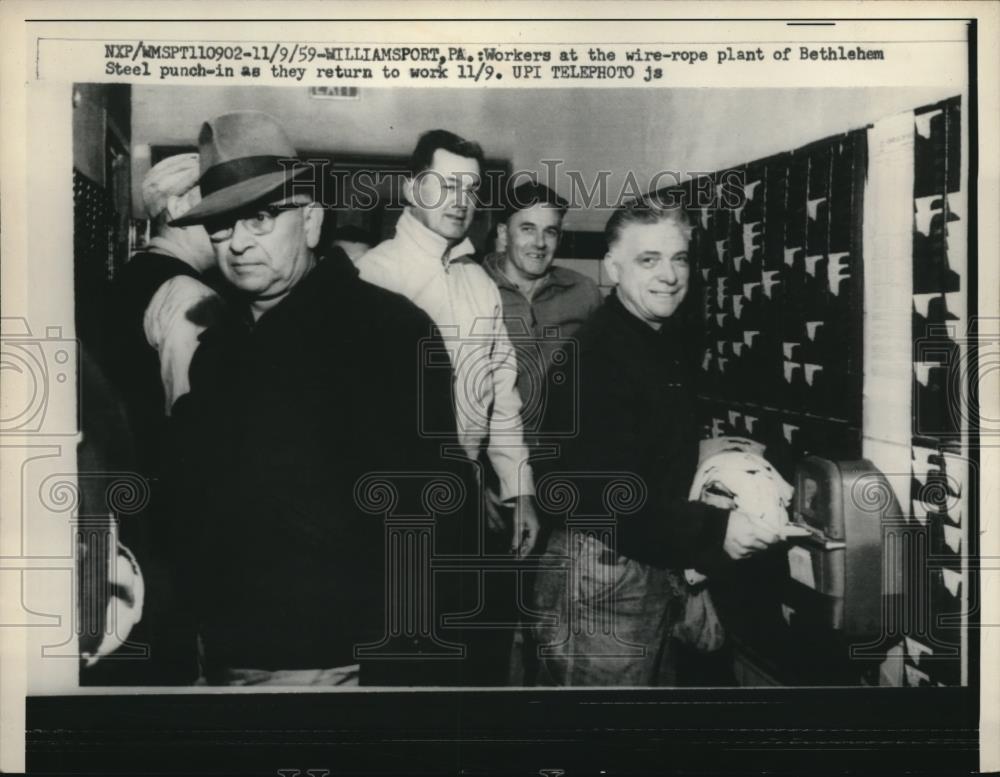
[230,248,357,328]
[607,290,663,342]
[483,251,576,296]
[541,265,580,290]
[606,290,690,354]
[146,235,204,271]
[482,252,516,291]
[396,208,475,267]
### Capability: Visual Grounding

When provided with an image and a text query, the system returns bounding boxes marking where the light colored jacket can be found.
[141,236,219,414]
[358,209,534,501]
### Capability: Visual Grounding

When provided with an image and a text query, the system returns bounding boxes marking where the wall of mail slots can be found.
[675,95,969,687]
[906,96,968,688]
[682,128,867,475]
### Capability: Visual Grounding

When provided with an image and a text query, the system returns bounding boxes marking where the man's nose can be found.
[655,261,679,284]
[228,219,254,253]
[456,188,478,209]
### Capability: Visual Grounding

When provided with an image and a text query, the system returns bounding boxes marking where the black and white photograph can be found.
[1,3,997,775]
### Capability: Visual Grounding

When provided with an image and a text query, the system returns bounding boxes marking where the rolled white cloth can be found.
[142,275,219,413]
[689,450,794,529]
[685,440,795,585]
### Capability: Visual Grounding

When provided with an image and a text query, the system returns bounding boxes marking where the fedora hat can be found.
[170,111,311,227]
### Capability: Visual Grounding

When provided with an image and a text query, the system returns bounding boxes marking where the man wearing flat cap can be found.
[109,153,219,425]
[170,111,473,686]
[482,181,602,429]
[480,180,602,684]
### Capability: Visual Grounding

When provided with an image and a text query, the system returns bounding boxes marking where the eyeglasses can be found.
[207,201,307,244]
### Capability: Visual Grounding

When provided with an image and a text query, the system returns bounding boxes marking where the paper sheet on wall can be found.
[862,110,915,449]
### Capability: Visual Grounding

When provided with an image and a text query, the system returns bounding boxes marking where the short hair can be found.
[501,181,569,223]
[408,129,485,177]
[329,224,375,246]
[605,199,703,357]
[604,199,692,251]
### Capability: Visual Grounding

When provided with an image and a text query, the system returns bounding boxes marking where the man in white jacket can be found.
[359,130,539,685]
[358,130,539,558]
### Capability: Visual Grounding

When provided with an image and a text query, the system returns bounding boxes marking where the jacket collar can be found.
[232,248,358,328]
[601,291,699,375]
[604,289,685,346]
[146,235,205,271]
[395,208,475,267]
[483,251,577,296]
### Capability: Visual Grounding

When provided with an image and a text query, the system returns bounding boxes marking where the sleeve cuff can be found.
[495,454,535,502]
[690,506,732,577]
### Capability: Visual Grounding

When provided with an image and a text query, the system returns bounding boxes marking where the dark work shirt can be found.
[538,291,731,576]
[482,252,602,428]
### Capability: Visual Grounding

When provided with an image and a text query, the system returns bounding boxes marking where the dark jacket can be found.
[538,291,731,576]
[171,250,473,673]
[100,251,212,684]
[104,251,202,476]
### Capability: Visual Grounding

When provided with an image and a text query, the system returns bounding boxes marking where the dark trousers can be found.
[359,502,519,687]
[455,517,520,685]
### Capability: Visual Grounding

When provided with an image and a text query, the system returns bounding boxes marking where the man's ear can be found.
[603,252,620,285]
[164,194,189,222]
[496,222,509,251]
[401,176,416,208]
[302,202,325,249]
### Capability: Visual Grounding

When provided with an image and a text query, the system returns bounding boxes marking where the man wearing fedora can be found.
[482,180,602,427]
[169,111,473,686]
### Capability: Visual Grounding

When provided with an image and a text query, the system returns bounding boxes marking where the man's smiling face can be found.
[501,203,564,282]
[604,219,690,329]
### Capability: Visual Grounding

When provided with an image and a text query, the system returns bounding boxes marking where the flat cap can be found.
[141,153,201,219]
